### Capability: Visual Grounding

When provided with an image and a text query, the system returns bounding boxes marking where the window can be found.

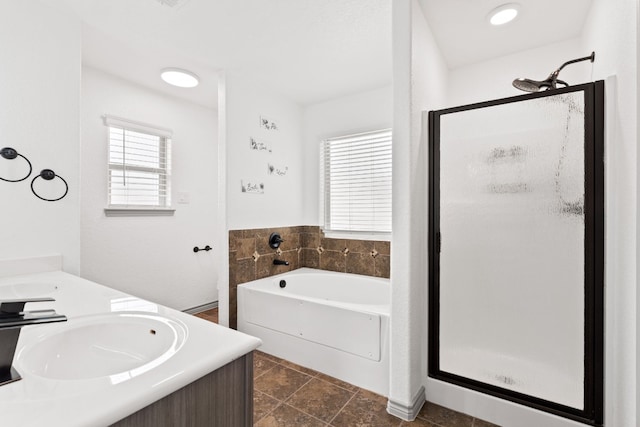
[104,115,172,213]
[321,129,392,236]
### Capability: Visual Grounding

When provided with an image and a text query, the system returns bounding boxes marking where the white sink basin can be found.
[0,282,59,299]
[17,313,187,381]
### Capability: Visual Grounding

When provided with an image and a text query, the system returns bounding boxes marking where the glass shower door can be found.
[428,82,604,425]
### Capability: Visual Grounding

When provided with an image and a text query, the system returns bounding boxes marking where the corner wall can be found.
[0,2,81,273]
[582,0,637,425]
[388,0,449,419]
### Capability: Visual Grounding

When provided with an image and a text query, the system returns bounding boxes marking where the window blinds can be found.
[105,116,172,208]
[321,129,392,234]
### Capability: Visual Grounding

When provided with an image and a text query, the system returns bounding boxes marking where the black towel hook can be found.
[0,147,33,182]
[30,169,69,202]
[193,245,212,253]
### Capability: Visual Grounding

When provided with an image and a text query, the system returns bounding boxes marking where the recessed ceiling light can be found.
[160,68,199,88]
[488,3,520,26]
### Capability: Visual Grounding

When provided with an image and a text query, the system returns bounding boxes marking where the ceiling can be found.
[42,0,593,109]
[418,0,593,68]
[43,0,392,109]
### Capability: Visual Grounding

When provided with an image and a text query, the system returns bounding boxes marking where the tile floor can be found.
[194,308,499,427]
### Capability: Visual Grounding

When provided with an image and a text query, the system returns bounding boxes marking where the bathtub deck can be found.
[194,309,498,427]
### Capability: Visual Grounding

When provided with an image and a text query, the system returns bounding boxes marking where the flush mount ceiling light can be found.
[488,3,520,26]
[160,68,199,88]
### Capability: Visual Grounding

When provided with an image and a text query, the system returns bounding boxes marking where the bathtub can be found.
[237,268,390,396]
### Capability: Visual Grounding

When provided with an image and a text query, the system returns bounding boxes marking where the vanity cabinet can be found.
[111,353,253,427]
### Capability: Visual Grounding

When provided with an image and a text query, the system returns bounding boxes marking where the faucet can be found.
[273,259,289,266]
[0,298,66,386]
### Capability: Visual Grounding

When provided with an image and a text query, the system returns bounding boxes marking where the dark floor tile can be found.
[253,390,281,424]
[279,359,319,376]
[255,403,326,427]
[417,402,474,427]
[254,354,278,378]
[287,378,355,423]
[315,373,359,392]
[400,418,439,426]
[473,418,501,427]
[255,350,282,363]
[330,389,402,427]
[254,365,313,400]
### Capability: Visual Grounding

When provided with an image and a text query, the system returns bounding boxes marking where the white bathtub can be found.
[237,268,390,396]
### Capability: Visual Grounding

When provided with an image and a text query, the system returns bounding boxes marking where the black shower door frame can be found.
[428,81,604,426]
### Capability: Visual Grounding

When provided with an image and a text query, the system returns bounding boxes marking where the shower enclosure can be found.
[428,82,604,425]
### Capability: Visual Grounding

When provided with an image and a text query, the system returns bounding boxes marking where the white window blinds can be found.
[105,116,172,208]
[321,129,392,234]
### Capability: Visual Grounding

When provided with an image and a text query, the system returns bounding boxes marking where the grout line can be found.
[253,396,283,426]
[326,388,360,426]
[314,374,358,394]
[282,371,315,401]
[253,364,276,380]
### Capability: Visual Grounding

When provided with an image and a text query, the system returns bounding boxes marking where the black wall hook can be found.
[193,245,212,253]
[30,169,69,202]
[0,147,32,182]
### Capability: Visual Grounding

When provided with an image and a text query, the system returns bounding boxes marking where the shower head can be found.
[512,78,548,93]
[512,52,595,92]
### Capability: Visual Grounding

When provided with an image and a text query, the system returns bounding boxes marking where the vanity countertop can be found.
[0,269,261,427]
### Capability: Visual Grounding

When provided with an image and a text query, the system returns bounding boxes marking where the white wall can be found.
[225,72,304,231]
[80,66,219,311]
[422,1,638,426]
[301,86,393,225]
[0,1,81,273]
[448,37,588,107]
[581,0,637,426]
[388,0,449,419]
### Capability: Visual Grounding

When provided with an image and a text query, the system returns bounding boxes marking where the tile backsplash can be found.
[228,225,390,329]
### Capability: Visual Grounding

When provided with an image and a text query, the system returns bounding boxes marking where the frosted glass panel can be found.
[439,91,585,409]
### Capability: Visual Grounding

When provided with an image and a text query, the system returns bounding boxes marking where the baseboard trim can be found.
[183,301,218,315]
[387,385,426,421]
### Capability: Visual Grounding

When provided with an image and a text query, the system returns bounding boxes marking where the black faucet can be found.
[273,259,289,266]
[0,298,66,386]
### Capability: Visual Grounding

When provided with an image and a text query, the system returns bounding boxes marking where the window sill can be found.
[321,229,391,242]
[104,207,175,217]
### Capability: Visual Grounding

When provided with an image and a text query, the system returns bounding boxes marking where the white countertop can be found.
[0,269,261,427]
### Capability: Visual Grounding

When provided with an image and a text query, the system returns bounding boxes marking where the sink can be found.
[0,282,59,299]
[16,313,187,381]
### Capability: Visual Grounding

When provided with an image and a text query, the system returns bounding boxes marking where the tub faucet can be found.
[0,298,67,386]
[273,259,289,266]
